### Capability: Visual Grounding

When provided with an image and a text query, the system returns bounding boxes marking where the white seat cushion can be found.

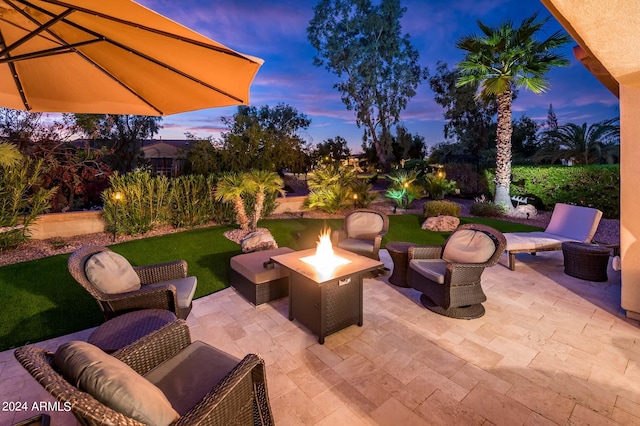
[442,230,496,263]
[146,276,197,309]
[544,203,602,242]
[85,251,141,294]
[54,341,179,426]
[410,259,447,284]
[505,232,576,251]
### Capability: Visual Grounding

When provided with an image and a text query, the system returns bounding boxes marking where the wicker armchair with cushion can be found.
[68,245,196,320]
[332,209,389,260]
[408,224,506,319]
[14,320,274,426]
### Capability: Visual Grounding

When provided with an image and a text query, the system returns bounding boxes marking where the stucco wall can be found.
[29,211,105,240]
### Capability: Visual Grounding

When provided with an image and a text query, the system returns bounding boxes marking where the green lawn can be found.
[0,215,540,351]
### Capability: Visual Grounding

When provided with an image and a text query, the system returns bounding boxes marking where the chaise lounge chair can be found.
[504,203,603,271]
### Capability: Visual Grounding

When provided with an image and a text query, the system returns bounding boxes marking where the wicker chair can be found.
[408,224,506,319]
[14,320,275,426]
[68,245,195,320]
[332,209,389,260]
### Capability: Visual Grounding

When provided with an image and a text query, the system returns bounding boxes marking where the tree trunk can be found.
[494,87,513,211]
[252,191,265,230]
[234,198,250,231]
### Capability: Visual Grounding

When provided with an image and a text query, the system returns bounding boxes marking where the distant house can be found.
[141,139,191,177]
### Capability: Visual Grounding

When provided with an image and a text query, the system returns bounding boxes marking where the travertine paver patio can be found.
[1,249,638,425]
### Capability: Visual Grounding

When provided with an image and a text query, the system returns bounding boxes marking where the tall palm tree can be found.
[247,170,284,230]
[214,172,256,231]
[456,12,570,210]
[535,118,620,165]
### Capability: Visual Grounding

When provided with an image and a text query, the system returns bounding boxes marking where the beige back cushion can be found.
[442,229,496,264]
[545,203,603,242]
[346,212,384,239]
[54,341,179,426]
[85,251,141,294]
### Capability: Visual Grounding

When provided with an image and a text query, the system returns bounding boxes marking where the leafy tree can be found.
[72,114,162,173]
[220,104,310,173]
[535,118,620,165]
[180,133,224,175]
[314,136,351,164]
[0,109,42,152]
[511,115,540,164]
[390,125,427,163]
[308,0,426,170]
[428,62,497,156]
[543,104,558,131]
[456,12,570,210]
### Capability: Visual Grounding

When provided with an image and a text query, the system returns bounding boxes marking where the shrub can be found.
[169,174,217,227]
[103,170,171,236]
[305,164,358,213]
[423,200,462,218]
[351,180,378,209]
[470,201,506,217]
[422,173,458,200]
[483,164,619,218]
[385,169,423,210]
[0,156,56,249]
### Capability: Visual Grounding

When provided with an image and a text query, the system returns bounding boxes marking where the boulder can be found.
[421,215,460,232]
[510,204,538,219]
[241,230,278,253]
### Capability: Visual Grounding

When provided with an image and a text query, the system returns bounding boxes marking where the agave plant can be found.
[385,169,422,210]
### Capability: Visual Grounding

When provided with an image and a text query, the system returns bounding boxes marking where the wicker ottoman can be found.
[88,309,177,353]
[562,241,610,282]
[230,247,294,305]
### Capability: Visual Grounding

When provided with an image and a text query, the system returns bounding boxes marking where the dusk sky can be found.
[137,0,619,153]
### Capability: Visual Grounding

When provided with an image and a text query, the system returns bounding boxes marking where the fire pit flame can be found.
[301,227,351,277]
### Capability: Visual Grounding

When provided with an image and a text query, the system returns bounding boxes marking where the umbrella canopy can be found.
[0,0,263,115]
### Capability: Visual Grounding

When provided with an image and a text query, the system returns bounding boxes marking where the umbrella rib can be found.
[40,0,260,64]
[7,0,166,115]
[0,39,99,63]
[0,0,72,58]
[23,6,248,104]
[0,32,30,110]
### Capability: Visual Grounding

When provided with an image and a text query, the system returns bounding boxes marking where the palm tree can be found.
[247,170,284,230]
[214,172,255,231]
[456,12,570,210]
[535,118,620,165]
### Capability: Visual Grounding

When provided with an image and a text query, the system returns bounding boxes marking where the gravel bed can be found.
[0,198,620,267]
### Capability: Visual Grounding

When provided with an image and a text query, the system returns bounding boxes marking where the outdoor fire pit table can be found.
[386,242,418,287]
[88,309,177,353]
[271,247,383,344]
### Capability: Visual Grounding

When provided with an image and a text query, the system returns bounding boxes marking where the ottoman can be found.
[230,247,294,305]
[562,241,610,282]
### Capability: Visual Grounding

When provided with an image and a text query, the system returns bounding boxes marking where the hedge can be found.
[482,165,619,218]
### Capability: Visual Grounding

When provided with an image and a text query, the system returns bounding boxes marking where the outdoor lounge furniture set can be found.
[14,204,611,424]
[15,319,274,426]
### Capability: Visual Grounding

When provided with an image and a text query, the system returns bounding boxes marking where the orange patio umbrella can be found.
[0,0,263,115]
